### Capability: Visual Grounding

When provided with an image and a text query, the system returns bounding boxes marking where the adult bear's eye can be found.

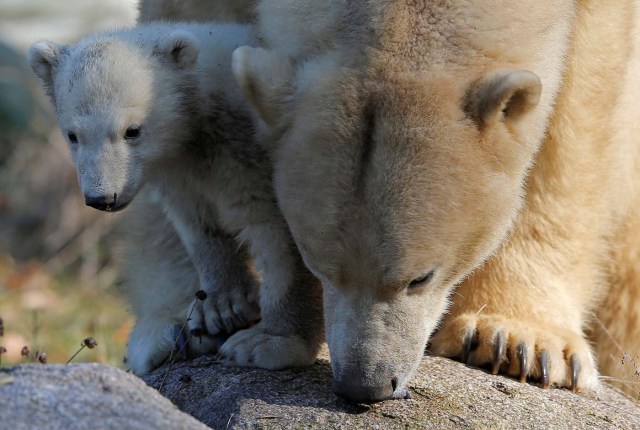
[67,132,78,143]
[124,126,141,140]
[409,269,435,289]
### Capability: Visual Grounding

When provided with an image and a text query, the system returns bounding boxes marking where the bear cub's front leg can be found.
[160,190,261,341]
[186,233,260,339]
[218,220,324,370]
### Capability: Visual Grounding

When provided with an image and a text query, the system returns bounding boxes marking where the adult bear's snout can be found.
[331,370,396,403]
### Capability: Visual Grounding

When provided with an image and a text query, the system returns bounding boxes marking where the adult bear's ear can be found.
[157,30,200,69]
[466,69,542,128]
[232,46,295,127]
[28,40,65,100]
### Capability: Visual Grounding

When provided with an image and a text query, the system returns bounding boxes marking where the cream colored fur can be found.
[234,0,640,400]
[433,1,640,396]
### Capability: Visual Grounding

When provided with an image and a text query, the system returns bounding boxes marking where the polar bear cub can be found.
[28,22,323,374]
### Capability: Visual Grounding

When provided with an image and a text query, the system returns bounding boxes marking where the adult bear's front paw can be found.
[218,322,317,370]
[429,313,599,391]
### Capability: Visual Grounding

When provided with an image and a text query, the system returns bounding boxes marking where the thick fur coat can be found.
[28,22,323,375]
[233,0,640,401]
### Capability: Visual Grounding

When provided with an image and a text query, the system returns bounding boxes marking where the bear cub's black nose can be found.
[85,194,116,211]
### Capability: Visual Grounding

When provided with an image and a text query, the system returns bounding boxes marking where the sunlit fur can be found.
[236,0,640,397]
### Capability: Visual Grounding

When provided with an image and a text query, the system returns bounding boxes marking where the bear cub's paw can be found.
[127,321,219,376]
[429,313,599,391]
[218,323,317,370]
[187,283,260,338]
[127,322,176,376]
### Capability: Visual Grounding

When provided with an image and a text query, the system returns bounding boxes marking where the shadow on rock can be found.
[142,350,640,430]
[144,355,369,428]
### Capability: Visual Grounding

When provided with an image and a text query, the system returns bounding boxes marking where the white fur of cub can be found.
[28,23,323,375]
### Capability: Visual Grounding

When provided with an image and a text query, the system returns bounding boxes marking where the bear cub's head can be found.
[28,29,201,212]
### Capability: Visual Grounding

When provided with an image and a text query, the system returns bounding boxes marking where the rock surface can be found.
[0,363,207,430]
[143,349,640,430]
[1,352,639,430]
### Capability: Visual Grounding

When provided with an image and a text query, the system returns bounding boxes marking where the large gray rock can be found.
[0,363,207,430]
[2,352,639,430]
[143,349,640,430]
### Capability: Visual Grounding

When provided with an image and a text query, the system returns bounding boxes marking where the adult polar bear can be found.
[231,0,640,402]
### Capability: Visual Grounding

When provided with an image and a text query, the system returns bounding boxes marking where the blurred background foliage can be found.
[0,0,138,367]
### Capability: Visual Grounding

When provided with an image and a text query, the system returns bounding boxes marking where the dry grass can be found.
[0,255,132,367]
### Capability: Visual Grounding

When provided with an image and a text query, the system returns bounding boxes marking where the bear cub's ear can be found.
[28,40,65,91]
[466,69,542,127]
[232,46,295,127]
[157,30,200,69]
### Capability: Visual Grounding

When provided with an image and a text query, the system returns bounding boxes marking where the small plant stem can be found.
[158,300,197,393]
[66,345,86,364]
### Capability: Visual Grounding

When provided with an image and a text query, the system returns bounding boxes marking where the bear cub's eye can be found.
[67,132,78,144]
[124,126,141,140]
[409,269,435,289]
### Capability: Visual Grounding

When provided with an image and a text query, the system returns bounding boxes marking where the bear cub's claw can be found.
[187,284,260,338]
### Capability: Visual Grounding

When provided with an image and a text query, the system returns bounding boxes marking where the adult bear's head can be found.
[231,43,551,402]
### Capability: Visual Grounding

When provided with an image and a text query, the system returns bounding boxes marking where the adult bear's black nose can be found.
[85,194,117,211]
[332,377,395,403]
